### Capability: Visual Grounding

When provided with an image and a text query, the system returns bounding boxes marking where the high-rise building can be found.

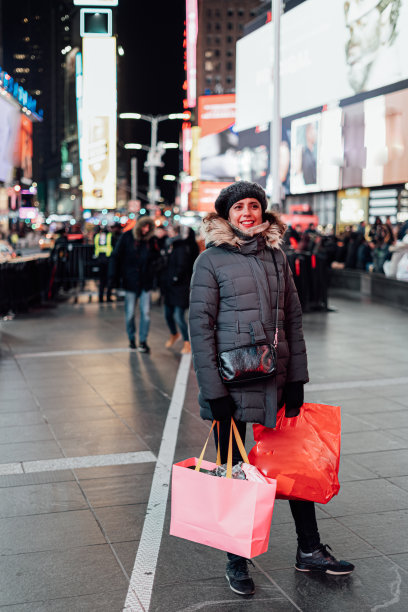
[196,0,265,97]
[2,0,74,214]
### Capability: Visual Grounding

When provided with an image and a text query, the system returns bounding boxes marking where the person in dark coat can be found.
[163,224,198,354]
[189,181,354,597]
[110,217,159,352]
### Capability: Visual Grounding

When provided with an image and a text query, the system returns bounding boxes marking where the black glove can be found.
[208,395,235,421]
[282,381,304,418]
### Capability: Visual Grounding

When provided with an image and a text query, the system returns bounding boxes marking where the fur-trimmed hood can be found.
[201,212,285,250]
[132,217,156,241]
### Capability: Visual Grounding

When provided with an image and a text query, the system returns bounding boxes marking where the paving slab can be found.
[0,545,127,607]
[1,294,408,611]
[270,556,408,612]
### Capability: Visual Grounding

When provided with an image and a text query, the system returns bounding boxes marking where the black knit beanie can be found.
[214,181,268,220]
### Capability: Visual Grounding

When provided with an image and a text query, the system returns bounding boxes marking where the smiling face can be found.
[228,198,263,231]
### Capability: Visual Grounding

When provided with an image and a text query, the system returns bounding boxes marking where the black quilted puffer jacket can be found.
[189,212,308,428]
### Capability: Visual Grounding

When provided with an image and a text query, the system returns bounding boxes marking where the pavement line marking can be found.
[124,353,191,612]
[15,348,136,358]
[306,377,408,392]
[0,451,156,477]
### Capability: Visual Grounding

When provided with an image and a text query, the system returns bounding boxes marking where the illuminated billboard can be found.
[197,94,237,181]
[186,0,198,108]
[81,37,116,209]
[19,115,33,181]
[0,97,20,183]
[236,0,408,131]
[74,0,117,5]
[197,181,233,213]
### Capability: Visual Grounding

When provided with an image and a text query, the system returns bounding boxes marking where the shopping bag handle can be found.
[195,421,221,473]
[196,419,249,478]
[227,419,250,478]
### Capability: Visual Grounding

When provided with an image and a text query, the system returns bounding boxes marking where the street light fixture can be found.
[119,112,185,211]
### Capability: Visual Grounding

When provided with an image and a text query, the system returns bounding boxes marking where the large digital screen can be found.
[236,0,408,131]
[81,37,116,210]
[0,98,20,183]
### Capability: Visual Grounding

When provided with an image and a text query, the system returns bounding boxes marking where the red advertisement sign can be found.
[198,181,233,213]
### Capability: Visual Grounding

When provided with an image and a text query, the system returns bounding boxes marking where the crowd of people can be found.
[104,218,200,355]
[283,217,408,281]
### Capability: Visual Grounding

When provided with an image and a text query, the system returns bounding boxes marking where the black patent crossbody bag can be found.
[217,250,280,384]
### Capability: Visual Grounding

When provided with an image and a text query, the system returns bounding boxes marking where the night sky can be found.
[1,0,186,206]
[116,0,186,203]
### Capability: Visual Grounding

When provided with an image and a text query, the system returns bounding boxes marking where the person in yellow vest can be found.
[94,226,114,302]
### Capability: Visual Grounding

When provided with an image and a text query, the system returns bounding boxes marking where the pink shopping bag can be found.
[170,420,277,558]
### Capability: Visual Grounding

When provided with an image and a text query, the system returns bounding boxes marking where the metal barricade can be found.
[286,249,330,312]
[0,254,51,316]
[49,244,99,302]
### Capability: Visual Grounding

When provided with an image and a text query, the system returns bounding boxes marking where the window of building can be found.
[24,37,30,42]
[206,76,213,84]
[205,61,214,71]
[207,8,212,17]
[238,9,244,17]
[215,36,221,45]
[238,24,243,32]
[226,75,233,84]
[215,9,220,18]
[226,50,233,57]
[215,22,221,31]
[227,22,233,30]
[215,49,220,57]
[227,36,233,43]
[205,50,213,58]
[227,61,233,71]
[206,22,212,32]
[14,54,27,59]
[206,35,212,45]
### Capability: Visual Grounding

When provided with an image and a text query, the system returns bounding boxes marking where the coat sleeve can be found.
[109,233,124,279]
[189,252,229,400]
[282,253,309,384]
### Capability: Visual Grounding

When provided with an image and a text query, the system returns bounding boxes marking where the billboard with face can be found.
[236,0,408,131]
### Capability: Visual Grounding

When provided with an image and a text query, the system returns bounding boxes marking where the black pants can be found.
[98,258,112,302]
[213,419,321,559]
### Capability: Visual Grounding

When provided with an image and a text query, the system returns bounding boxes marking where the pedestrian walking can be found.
[110,216,159,352]
[94,226,114,302]
[189,181,354,597]
[163,224,198,354]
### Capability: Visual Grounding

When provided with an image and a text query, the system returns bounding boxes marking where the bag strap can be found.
[263,250,280,349]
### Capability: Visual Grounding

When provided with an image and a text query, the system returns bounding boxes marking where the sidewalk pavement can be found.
[0,293,407,611]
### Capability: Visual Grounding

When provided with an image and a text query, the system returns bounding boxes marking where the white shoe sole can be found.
[295,565,353,575]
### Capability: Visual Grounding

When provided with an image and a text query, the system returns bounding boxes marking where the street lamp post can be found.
[119,112,188,213]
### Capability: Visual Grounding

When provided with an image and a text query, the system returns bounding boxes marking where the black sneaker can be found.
[138,341,150,353]
[129,340,136,350]
[295,544,354,575]
[225,557,255,596]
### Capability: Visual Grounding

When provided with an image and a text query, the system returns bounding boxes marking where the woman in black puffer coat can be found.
[189,181,354,597]
[163,225,199,354]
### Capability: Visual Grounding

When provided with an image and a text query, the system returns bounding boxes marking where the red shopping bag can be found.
[170,419,277,558]
[249,403,341,504]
